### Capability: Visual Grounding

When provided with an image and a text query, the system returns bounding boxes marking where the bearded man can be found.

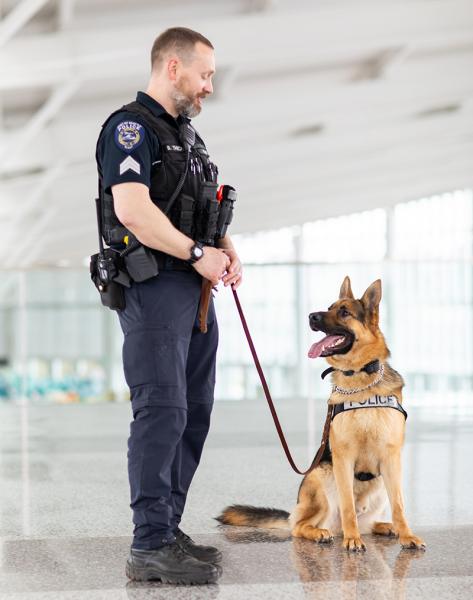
[95,27,242,585]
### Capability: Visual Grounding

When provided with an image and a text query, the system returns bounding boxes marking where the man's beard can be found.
[170,85,203,118]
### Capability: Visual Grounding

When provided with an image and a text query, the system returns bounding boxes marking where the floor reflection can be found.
[125,580,221,599]
[121,528,427,600]
[291,536,425,600]
[220,526,426,600]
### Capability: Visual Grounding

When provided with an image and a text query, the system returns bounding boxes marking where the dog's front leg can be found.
[332,453,366,551]
[380,452,426,550]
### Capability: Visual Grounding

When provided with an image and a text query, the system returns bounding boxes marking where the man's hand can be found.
[221,248,243,289]
[192,247,230,285]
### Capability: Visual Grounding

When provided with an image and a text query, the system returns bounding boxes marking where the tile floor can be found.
[0,397,472,599]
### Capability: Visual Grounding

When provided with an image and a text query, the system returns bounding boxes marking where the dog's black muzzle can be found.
[309,311,326,331]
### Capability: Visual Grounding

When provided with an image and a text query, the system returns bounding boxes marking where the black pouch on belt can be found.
[122,243,159,282]
[197,182,219,245]
[90,249,130,311]
[179,193,195,238]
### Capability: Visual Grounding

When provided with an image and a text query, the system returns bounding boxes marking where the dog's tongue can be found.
[308,335,345,359]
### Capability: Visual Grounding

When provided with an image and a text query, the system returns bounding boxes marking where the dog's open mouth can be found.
[308,331,354,358]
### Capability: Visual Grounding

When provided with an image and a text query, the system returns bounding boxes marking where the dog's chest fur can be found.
[329,404,405,474]
[318,472,388,534]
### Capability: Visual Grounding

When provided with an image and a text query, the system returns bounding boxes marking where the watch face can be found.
[194,246,204,258]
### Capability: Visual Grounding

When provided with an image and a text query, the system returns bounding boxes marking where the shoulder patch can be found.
[114,121,145,152]
[119,156,141,175]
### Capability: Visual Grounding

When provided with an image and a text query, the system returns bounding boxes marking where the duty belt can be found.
[153,252,193,273]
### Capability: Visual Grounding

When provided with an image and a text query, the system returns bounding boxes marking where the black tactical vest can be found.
[96,99,219,252]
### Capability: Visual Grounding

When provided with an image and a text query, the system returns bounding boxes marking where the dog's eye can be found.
[339,307,351,318]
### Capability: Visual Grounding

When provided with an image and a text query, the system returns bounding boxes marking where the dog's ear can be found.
[360,279,382,323]
[339,276,354,299]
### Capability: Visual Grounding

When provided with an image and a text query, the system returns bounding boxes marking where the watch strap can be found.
[187,242,204,264]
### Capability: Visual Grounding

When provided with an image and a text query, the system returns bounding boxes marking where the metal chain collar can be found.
[332,363,385,396]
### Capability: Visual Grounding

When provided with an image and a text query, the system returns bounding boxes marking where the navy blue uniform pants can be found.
[117,270,218,550]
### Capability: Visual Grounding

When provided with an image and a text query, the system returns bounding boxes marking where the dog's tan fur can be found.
[217,277,425,552]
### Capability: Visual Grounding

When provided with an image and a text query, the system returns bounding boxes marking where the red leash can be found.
[231,287,333,476]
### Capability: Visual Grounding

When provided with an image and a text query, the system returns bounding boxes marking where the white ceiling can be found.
[0,0,472,267]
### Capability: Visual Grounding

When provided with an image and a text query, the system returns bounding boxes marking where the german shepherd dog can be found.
[217,277,425,552]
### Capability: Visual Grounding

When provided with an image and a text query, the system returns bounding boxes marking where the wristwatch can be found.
[187,241,204,264]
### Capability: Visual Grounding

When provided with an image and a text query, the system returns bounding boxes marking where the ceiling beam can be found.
[1,51,472,177]
[57,0,75,30]
[0,164,65,258]
[0,0,49,48]
[351,45,413,81]
[0,1,472,90]
[0,79,80,167]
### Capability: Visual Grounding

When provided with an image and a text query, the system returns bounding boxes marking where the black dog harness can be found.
[331,394,408,421]
[330,393,407,482]
[322,359,408,482]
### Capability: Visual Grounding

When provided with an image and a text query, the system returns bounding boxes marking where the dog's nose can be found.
[309,312,323,328]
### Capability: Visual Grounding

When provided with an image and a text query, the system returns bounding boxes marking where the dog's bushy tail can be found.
[216,505,290,529]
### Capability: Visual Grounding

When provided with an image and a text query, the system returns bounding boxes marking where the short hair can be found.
[151,27,214,70]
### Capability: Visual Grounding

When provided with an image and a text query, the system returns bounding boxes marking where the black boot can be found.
[175,528,223,564]
[125,541,222,585]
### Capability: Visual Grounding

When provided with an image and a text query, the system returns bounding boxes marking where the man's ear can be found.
[167,58,178,81]
[360,279,382,325]
[339,276,354,300]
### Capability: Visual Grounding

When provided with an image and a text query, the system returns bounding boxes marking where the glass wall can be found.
[0,189,471,406]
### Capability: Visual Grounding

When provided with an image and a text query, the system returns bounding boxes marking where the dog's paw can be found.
[343,536,366,552]
[400,534,426,550]
[372,522,398,537]
[313,529,334,544]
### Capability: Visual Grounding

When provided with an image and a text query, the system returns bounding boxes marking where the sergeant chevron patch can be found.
[119,156,141,175]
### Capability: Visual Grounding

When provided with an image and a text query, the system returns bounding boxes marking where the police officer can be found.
[95,27,242,585]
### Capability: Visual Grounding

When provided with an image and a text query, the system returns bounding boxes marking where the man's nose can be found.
[309,312,324,329]
[204,80,213,95]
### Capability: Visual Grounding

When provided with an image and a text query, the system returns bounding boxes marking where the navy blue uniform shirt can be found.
[97,91,168,193]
